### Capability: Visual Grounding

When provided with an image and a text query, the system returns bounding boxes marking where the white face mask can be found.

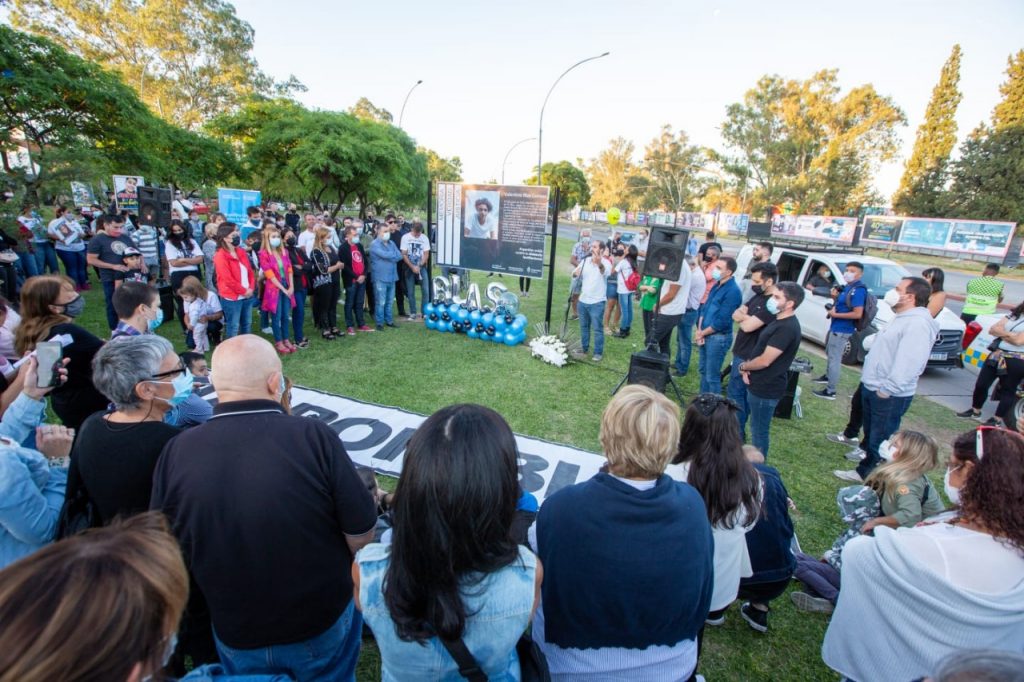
[944,466,961,505]
[843,271,856,284]
[379,232,390,241]
[878,439,897,462]
[883,289,902,308]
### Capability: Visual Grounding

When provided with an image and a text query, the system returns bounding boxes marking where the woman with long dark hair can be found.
[354,404,540,679]
[282,228,310,348]
[921,267,946,318]
[309,227,343,340]
[212,222,256,339]
[957,299,1024,427]
[674,393,761,625]
[165,219,204,343]
[614,244,639,338]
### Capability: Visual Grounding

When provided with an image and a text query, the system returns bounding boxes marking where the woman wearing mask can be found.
[48,206,89,291]
[69,336,185,525]
[310,227,343,340]
[282,228,310,348]
[257,225,296,354]
[603,244,620,335]
[614,244,638,338]
[823,427,1024,682]
[354,404,541,680]
[212,223,256,339]
[957,300,1024,427]
[14,275,108,430]
[337,225,369,335]
[165,220,204,343]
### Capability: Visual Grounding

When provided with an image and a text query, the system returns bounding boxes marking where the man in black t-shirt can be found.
[727,261,778,439]
[151,335,377,681]
[87,214,135,330]
[738,282,804,458]
[697,230,722,259]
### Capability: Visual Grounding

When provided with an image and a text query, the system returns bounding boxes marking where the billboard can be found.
[860,216,903,244]
[113,175,144,212]
[649,211,675,227]
[217,187,262,239]
[717,213,750,236]
[945,220,1014,256]
[898,218,953,249]
[771,214,855,243]
[675,212,706,229]
[435,182,549,278]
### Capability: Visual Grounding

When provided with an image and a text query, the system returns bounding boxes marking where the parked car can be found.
[736,243,965,367]
[961,313,1005,368]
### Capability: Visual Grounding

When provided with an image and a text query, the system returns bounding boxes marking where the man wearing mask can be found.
[569,229,593,320]
[338,224,371,334]
[738,282,804,458]
[241,206,263,242]
[369,222,403,330]
[400,221,430,319]
[834,277,938,482]
[674,256,705,376]
[87,214,135,331]
[813,261,865,400]
[388,217,410,319]
[728,262,779,438]
[741,242,774,299]
[697,231,722,259]
[805,263,833,291]
[695,256,742,394]
[572,240,614,361]
[699,246,721,306]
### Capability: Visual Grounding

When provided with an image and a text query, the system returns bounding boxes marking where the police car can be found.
[736,243,966,367]
[960,313,1007,368]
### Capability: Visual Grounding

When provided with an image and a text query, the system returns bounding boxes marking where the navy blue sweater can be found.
[743,464,796,584]
[536,472,714,649]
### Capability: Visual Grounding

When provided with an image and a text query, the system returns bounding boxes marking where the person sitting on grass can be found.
[532,386,713,681]
[354,404,542,680]
[822,426,1024,682]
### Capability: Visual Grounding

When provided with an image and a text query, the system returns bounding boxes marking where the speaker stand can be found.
[612,286,684,403]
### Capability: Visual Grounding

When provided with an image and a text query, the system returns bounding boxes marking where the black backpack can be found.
[846,284,878,332]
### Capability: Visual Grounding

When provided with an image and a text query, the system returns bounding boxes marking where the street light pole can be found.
[502,137,537,184]
[537,52,609,187]
[398,79,423,129]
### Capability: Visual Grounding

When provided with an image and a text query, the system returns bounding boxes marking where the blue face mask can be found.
[147,306,164,332]
[766,297,780,315]
[151,370,193,407]
[711,268,722,282]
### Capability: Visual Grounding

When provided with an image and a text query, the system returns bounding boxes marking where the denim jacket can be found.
[358,543,537,681]
[0,393,67,569]
[369,239,403,283]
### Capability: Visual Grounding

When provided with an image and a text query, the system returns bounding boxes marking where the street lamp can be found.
[398,79,423,128]
[502,137,537,184]
[537,52,609,187]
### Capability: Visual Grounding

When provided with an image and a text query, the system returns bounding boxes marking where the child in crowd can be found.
[178,276,223,349]
[116,247,149,287]
[181,288,210,352]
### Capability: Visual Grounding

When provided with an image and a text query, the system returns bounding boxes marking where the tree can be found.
[348,97,393,124]
[722,70,905,214]
[585,138,636,210]
[524,161,589,210]
[635,125,704,212]
[422,148,463,182]
[10,0,303,129]
[992,50,1024,133]
[892,45,962,215]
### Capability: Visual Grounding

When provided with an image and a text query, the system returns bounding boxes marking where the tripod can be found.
[611,286,683,402]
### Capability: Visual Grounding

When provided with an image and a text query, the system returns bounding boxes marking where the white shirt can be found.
[48,217,86,251]
[576,256,613,305]
[466,212,498,239]
[165,239,201,274]
[614,259,634,295]
[400,233,430,265]
[297,229,317,256]
[896,522,1024,594]
[657,261,694,316]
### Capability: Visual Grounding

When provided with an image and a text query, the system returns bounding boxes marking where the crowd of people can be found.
[0,205,1022,682]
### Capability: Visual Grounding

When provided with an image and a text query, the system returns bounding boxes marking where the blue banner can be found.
[898,219,952,248]
[217,187,262,239]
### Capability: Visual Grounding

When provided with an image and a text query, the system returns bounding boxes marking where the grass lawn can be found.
[64,235,963,681]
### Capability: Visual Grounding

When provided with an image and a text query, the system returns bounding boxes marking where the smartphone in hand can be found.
[34,341,63,389]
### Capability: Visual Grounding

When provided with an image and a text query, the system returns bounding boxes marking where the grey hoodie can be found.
[861,306,940,397]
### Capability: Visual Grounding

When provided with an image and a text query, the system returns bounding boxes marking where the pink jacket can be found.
[258,249,296,314]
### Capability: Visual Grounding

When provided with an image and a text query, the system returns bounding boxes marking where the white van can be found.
[736,243,965,367]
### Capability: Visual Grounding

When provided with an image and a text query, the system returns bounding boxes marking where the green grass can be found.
[63,236,963,682]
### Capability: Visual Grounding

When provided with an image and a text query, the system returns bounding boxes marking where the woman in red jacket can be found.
[212,222,256,339]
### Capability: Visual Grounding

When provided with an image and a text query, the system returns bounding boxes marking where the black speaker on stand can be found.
[137,186,173,230]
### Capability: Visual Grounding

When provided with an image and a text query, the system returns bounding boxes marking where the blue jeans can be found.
[33,242,59,274]
[292,289,306,342]
[698,332,732,394]
[101,279,118,330]
[727,354,749,436]
[578,300,606,355]
[675,309,698,374]
[403,269,429,315]
[214,600,362,682]
[858,388,914,479]
[617,292,633,331]
[56,249,88,288]
[269,291,291,342]
[373,280,395,325]
[17,251,39,279]
[747,391,780,458]
[221,296,255,339]
[344,282,365,328]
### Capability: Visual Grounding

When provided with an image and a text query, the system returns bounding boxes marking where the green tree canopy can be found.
[992,50,1024,133]
[10,0,303,129]
[422,149,463,182]
[892,45,962,215]
[585,138,636,210]
[633,125,705,213]
[524,161,589,210]
[348,97,394,124]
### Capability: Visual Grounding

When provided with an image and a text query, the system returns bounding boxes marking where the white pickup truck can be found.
[736,244,966,366]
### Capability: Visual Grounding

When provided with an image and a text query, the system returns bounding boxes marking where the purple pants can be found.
[794,551,841,603]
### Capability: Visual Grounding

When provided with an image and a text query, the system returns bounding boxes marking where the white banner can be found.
[197,383,605,502]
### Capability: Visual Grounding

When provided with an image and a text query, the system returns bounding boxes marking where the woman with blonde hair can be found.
[257,223,296,354]
[859,429,945,534]
[531,386,714,680]
[0,512,289,682]
[309,226,343,340]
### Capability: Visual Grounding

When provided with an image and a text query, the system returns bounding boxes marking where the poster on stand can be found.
[217,188,263,239]
[70,181,96,208]
[113,175,144,212]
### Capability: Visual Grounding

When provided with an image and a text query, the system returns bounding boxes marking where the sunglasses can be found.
[691,393,739,417]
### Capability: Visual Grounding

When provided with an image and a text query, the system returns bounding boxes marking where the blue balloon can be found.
[425,317,437,330]
[456,308,470,323]
[494,317,508,333]
[503,332,519,346]
[424,302,436,316]
[448,303,460,316]
[510,319,526,333]
[467,328,479,339]
[469,310,482,324]
[482,312,495,327]
[513,331,527,345]
[514,313,528,327]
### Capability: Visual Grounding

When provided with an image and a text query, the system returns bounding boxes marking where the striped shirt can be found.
[131,225,160,264]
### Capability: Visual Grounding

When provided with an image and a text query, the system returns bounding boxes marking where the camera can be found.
[824,301,834,311]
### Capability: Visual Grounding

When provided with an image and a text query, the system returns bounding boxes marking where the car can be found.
[736,243,965,367]
[961,313,1005,369]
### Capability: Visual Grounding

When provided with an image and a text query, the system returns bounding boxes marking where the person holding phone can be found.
[0,354,73,569]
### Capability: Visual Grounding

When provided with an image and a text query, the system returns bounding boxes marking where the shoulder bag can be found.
[441,630,551,682]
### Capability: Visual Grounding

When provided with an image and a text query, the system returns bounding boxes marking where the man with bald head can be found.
[151,335,377,681]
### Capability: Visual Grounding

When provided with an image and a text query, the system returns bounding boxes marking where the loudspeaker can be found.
[157,279,176,322]
[642,227,689,281]
[137,186,172,229]
[626,350,671,393]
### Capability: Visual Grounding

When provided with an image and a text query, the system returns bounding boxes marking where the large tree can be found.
[721,70,905,214]
[422,148,463,183]
[348,97,393,124]
[524,161,590,210]
[634,125,704,212]
[892,45,962,215]
[10,0,302,129]
[992,49,1024,133]
[585,138,636,210]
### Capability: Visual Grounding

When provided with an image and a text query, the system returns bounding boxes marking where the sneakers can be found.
[740,602,768,633]
[704,613,726,626]
[844,447,866,462]
[592,354,603,362]
[812,374,829,384]
[956,407,982,420]
[261,326,273,335]
[571,350,587,359]
[295,339,310,349]
[358,325,374,332]
[833,469,863,482]
[813,388,837,400]
[826,433,860,446]
[791,591,834,614]
[385,322,397,328]
[375,324,384,331]
[346,327,356,336]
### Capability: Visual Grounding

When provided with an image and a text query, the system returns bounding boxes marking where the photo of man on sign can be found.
[464,191,499,240]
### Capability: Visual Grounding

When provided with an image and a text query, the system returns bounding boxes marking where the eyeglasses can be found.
[150,362,187,380]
